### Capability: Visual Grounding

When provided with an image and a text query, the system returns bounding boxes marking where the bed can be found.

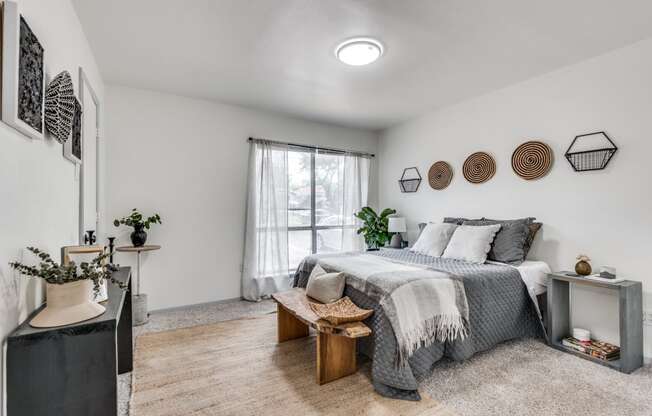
[293,248,548,401]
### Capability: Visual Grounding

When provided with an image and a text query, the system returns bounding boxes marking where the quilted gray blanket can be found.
[293,249,543,401]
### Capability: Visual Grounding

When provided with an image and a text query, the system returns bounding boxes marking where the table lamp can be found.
[388,217,407,248]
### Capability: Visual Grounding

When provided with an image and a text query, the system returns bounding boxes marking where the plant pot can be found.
[131,226,148,247]
[30,280,106,328]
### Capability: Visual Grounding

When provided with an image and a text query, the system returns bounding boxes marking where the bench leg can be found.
[277,303,309,342]
[316,332,357,385]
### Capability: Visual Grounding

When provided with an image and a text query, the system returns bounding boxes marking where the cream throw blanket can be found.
[318,253,469,365]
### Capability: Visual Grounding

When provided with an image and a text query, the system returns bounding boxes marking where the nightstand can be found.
[547,272,643,373]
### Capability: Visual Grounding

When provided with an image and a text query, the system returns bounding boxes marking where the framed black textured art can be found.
[1,1,46,140]
[64,97,82,164]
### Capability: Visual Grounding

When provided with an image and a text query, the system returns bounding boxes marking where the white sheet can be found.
[486,260,550,324]
[514,260,551,297]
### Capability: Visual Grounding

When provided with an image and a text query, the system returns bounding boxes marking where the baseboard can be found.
[149,296,246,313]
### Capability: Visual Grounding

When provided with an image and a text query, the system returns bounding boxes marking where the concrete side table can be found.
[116,245,161,326]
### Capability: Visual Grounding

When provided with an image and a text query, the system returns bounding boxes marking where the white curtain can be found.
[339,153,370,252]
[242,140,291,301]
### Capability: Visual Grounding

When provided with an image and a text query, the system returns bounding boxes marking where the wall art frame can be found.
[63,96,82,164]
[1,1,46,140]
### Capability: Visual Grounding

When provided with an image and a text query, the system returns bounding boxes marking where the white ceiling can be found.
[72,0,652,131]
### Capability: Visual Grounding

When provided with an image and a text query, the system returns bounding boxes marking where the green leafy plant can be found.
[113,208,162,230]
[354,207,397,250]
[9,247,125,296]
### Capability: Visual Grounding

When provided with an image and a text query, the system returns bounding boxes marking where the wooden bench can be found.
[272,288,372,385]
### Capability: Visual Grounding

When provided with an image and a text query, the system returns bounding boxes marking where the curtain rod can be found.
[248,137,375,158]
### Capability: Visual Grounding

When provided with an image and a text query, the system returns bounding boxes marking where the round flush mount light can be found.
[335,37,384,66]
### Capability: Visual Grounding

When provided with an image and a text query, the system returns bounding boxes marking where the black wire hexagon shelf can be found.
[398,167,422,193]
[565,131,618,172]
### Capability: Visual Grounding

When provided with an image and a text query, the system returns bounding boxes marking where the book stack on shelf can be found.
[562,337,620,361]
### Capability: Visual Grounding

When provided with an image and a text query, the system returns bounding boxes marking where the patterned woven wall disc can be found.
[44,71,76,143]
[511,141,553,180]
[462,152,496,184]
[428,161,453,190]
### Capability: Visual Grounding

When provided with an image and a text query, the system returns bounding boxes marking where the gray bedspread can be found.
[293,249,543,401]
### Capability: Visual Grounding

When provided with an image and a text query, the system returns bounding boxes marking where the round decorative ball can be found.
[575,260,592,276]
[511,140,553,180]
[428,161,453,190]
[44,71,76,143]
[462,152,496,184]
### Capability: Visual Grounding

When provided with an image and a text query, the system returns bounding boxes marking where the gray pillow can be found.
[463,218,532,265]
[306,264,345,303]
[524,222,542,257]
[443,217,471,225]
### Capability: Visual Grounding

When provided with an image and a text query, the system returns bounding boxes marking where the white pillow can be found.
[442,224,502,264]
[410,223,458,257]
[306,264,345,303]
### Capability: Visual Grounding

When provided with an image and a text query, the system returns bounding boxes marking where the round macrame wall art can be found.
[463,151,496,184]
[428,161,453,190]
[44,71,76,143]
[511,140,553,180]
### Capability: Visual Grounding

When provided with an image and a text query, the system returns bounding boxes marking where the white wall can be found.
[379,38,652,360]
[105,86,378,311]
[0,0,104,413]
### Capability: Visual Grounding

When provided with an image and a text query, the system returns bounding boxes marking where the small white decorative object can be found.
[572,328,591,342]
[600,266,617,279]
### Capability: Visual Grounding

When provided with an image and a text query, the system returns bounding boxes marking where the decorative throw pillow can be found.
[523,222,542,257]
[463,219,531,265]
[306,264,345,304]
[410,223,458,257]
[442,224,502,264]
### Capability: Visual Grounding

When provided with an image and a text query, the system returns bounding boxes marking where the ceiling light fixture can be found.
[335,37,384,66]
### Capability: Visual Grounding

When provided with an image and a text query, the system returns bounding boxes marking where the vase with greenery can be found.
[9,247,124,328]
[354,207,397,250]
[113,208,162,247]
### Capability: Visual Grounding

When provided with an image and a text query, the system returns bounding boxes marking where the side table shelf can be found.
[546,272,643,374]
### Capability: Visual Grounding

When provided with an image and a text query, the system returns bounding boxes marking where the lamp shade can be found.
[388,217,407,233]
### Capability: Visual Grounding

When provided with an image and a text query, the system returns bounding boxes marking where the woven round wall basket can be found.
[511,140,553,180]
[428,161,453,190]
[44,71,76,143]
[462,151,496,184]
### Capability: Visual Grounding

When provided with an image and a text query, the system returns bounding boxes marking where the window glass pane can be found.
[315,152,344,226]
[289,230,312,270]
[288,151,311,227]
[316,228,343,253]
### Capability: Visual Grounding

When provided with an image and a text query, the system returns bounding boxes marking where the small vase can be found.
[575,260,592,276]
[30,280,106,328]
[131,225,148,247]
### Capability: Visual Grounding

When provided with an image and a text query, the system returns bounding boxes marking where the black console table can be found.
[7,267,133,416]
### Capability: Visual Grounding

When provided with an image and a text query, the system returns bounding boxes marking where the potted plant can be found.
[9,247,124,328]
[354,207,397,250]
[113,208,162,247]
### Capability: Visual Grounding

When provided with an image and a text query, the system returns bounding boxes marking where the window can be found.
[287,149,360,270]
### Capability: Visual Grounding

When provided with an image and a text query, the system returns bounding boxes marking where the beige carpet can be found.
[131,314,454,416]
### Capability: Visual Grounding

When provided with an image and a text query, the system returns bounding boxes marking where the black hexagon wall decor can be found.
[398,167,422,193]
[565,131,618,172]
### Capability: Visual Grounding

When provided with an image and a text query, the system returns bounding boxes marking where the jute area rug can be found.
[131,313,454,416]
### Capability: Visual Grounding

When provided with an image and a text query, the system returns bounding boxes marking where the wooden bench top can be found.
[272,288,371,339]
